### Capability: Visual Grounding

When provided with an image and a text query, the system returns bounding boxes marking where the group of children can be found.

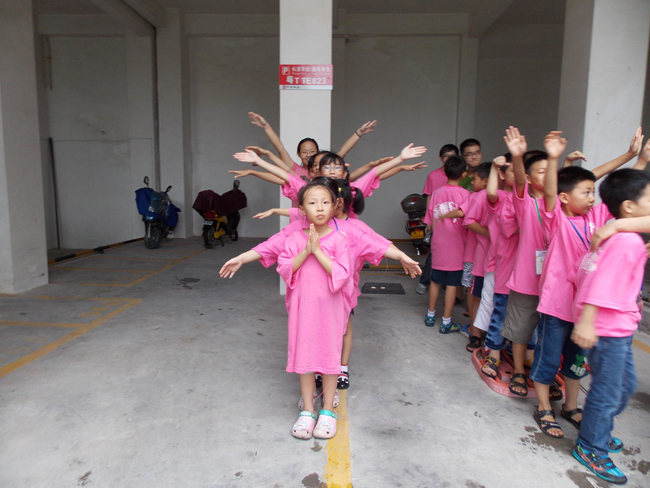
[218,111,650,484]
[419,126,650,485]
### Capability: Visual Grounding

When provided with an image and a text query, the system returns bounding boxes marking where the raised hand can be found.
[233,149,259,164]
[629,126,643,156]
[543,131,568,159]
[229,169,253,178]
[492,155,509,168]
[504,126,527,158]
[358,120,377,135]
[403,162,428,171]
[219,257,243,279]
[400,143,428,161]
[371,156,393,167]
[246,145,271,156]
[248,112,268,128]
[565,150,587,163]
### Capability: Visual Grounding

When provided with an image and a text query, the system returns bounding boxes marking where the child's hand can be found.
[564,150,586,164]
[309,224,321,254]
[220,257,243,279]
[253,209,275,219]
[400,143,427,161]
[404,162,428,171]
[371,156,393,167]
[358,120,377,135]
[248,112,268,128]
[504,126,527,157]
[543,131,567,159]
[492,156,508,167]
[233,149,260,164]
[628,126,643,156]
[246,145,271,159]
[399,255,422,278]
[229,169,252,178]
[590,221,618,251]
[571,320,598,349]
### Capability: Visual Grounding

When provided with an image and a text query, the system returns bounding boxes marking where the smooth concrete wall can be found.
[475,23,565,159]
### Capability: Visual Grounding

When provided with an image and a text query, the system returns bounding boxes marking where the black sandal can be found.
[466,336,481,353]
[337,371,349,390]
[550,381,564,402]
[509,373,528,397]
[481,356,500,378]
[533,408,564,438]
[560,406,583,430]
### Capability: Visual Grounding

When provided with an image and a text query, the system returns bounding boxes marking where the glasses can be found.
[462,150,482,158]
[322,165,344,171]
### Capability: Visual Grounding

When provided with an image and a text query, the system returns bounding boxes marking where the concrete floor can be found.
[1,237,650,488]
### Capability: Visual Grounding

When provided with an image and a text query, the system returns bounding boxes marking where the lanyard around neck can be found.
[533,198,548,248]
[568,217,590,250]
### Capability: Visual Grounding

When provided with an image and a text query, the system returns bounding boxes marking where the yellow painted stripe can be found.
[0,321,81,329]
[633,338,650,355]
[0,298,141,379]
[324,389,352,488]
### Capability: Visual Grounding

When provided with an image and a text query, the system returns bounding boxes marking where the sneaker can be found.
[313,410,338,439]
[460,324,470,338]
[292,410,317,440]
[608,437,624,453]
[424,315,436,327]
[439,322,463,334]
[315,373,323,388]
[416,282,428,295]
[573,443,627,484]
[337,371,349,389]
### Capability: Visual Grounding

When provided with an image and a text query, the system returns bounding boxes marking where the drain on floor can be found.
[361,282,405,295]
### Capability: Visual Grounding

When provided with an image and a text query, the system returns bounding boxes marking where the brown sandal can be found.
[481,356,500,378]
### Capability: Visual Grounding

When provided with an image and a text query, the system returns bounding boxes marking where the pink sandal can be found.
[313,410,338,439]
[292,410,317,439]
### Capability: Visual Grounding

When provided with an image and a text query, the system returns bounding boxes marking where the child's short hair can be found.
[460,139,481,153]
[504,152,512,162]
[524,151,548,175]
[298,176,338,206]
[474,162,492,180]
[444,155,467,180]
[335,179,365,216]
[318,152,349,179]
[298,138,319,153]
[557,166,596,194]
[439,144,459,157]
[307,151,328,172]
[599,169,650,218]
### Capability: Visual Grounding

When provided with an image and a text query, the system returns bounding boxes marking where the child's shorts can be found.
[461,262,474,288]
[501,290,540,344]
[431,268,463,287]
[472,275,484,298]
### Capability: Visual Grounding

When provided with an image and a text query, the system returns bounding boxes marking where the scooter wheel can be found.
[144,225,162,249]
[203,225,216,249]
[230,230,238,242]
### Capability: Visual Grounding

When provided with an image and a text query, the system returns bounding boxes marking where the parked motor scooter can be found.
[192,180,247,249]
[135,176,181,249]
[400,193,429,255]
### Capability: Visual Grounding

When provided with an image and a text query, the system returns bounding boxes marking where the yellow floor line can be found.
[0,321,81,329]
[633,338,650,355]
[0,298,141,379]
[324,389,352,488]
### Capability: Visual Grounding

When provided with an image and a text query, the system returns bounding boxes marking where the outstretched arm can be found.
[375,144,427,178]
[248,112,294,168]
[229,169,285,186]
[383,244,422,278]
[633,137,650,170]
[592,127,643,179]
[246,145,294,173]
[219,249,263,278]
[253,207,291,219]
[337,120,377,157]
[379,162,428,180]
[504,126,528,198]
[349,157,391,181]
[233,150,291,183]
[563,151,586,168]
[543,131,567,213]
[590,215,650,251]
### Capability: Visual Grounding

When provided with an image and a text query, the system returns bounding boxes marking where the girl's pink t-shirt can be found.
[422,167,447,195]
[573,232,646,337]
[538,200,613,322]
[484,190,511,274]
[493,192,520,295]
[425,184,470,271]
[292,162,310,179]
[463,232,477,264]
[281,173,308,202]
[461,191,490,277]
[350,167,380,198]
[505,182,548,296]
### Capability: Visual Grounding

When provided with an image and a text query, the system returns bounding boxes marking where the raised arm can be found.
[229,169,285,186]
[233,150,291,183]
[219,249,263,279]
[379,162,428,180]
[248,112,294,168]
[592,127,643,179]
[504,126,528,198]
[633,137,650,170]
[253,207,291,219]
[349,156,391,181]
[543,131,567,212]
[590,215,650,251]
[246,145,294,173]
[375,144,427,178]
[487,156,506,204]
[337,120,377,157]
[563,151,586,168]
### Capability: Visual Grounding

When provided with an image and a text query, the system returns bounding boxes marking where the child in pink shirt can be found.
[423,155,470,333]
[570,168,650,484]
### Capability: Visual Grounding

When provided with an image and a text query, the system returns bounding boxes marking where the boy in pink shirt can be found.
[570,168,650,485]
[530,130,643,439]
[423,156,470,333]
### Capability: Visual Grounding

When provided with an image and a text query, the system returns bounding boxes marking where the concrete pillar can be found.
[156,7,193,238]
[0,0,49,293]
[278,0,332,294]
[558,0,650,169]
[457,37,478,142]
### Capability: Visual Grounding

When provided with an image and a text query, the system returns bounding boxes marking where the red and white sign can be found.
[279,64,333,90]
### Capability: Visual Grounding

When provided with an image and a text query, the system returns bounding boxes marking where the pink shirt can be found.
[484,190,511,274]
[425,184,470,271]
[461,191,490,277]
[573,232,646,337]
[538,201,613,322]
[350,168,380,198]
[505,182,548,296]
[493,192,520,295]
[292,162,310,178]
[463,232,477,264]
[281,173,308,202]
[422,167,447,195]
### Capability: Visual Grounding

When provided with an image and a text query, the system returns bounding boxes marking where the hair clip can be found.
[345,163,350,167]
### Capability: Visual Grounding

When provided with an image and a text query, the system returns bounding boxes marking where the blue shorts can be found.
[529,313,589,385]
[472,275,484,298]
[484,293,509,351]
[431,268,463,287]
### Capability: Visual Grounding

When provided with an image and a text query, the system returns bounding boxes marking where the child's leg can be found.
[559,329,589,426]
[443,285,457,318]
[481,293,509,376]
[299,373,317,413]
[341,316,352,367]
[429,282,441,311]
[321,373,338,412]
